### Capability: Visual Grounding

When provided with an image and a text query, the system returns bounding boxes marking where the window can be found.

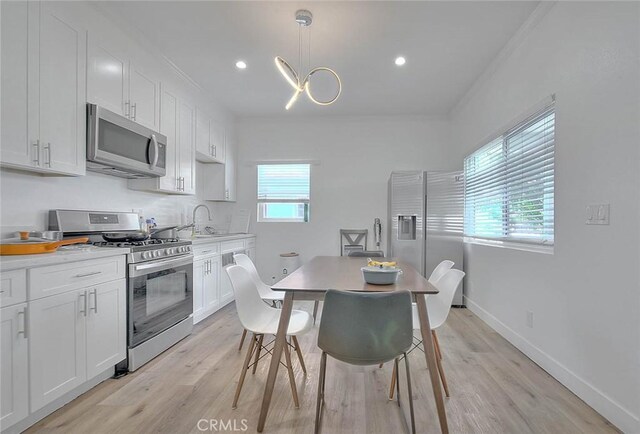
[464,104,555,246]
[257,164,310,222]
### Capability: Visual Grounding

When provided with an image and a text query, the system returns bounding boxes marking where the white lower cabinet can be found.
[193,254,220,324]
[0,303,29,429]
[29,278,126,412]
[29,289,87,412]
[86,280,126,379]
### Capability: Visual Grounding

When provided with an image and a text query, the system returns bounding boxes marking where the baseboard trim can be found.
[465,296,639,434]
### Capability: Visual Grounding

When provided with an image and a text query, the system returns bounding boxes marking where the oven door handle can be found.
[130,255,193,277]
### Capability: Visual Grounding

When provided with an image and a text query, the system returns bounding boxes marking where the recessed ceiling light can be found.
[235,60,247,70]
[395,56,406,66]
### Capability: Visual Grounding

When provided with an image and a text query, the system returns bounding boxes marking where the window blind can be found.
[257,164,310,201]
[464,105,555,245]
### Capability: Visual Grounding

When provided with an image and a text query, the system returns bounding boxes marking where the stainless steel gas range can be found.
[49,210,193,372]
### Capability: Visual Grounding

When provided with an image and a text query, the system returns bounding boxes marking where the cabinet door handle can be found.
[17,307,27,339]
[74,270,101,278]
[132,103,137,121]
[124,101,130,118]
[32,140,40,166]
[213,145,216,157]
[90,289,98,314]
[79,291,88,317]
[45,142,52,167]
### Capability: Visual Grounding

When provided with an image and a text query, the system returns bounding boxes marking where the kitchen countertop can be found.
[0,246,130,271]
[188,233,255,245]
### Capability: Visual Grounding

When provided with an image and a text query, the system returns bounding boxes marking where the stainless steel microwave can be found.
[86,103,167,178]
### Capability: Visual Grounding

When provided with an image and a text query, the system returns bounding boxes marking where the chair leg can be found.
[291,335,307,375]
[432,330,442,360]
[313,300,319,324]
[389,360,397,400]
[315,352,327,434]
[395,358,401,408]
[238,329,247,351]
[283,339,300,408]
[404,353,416,434]
[232,332,257,409]
[252,334,264,374]
[434,346,450,398]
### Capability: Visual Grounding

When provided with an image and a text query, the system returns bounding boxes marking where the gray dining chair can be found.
[315,289,416,434]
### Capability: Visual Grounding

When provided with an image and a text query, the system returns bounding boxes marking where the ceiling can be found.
[98,1,539,117]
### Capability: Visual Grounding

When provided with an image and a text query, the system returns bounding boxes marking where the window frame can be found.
[256,163,311,223]
[464,101,555,250]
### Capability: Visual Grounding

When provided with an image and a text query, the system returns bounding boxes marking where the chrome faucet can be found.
[191,204,212,236]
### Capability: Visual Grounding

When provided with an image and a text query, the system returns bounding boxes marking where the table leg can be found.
[257,292,294,432]
[415,294,449,434]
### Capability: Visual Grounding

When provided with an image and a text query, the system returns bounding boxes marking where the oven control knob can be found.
[142,252,150,259]
[178,246,184,253]
[164,248,170,255]
[153,251,159,258]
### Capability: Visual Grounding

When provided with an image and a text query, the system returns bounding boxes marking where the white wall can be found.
[236,116,452,283]
[0,163,234,236]
[449,2,640,432]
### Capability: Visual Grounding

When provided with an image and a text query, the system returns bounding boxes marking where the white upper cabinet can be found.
[1,1,86,176]
[129,84,195,195]
[1,1,30,169]
[211,119,226,164]
[195,108,225,164]
[87,33,128,117]
[128,62,160,131]
[200,137,236,202]
[178,99,196,194]
[87,37,159,131]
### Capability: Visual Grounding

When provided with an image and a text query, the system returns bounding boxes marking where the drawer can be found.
[221,240,244,253]
[0,269,27,307]
[193,243,220,258]
[29,255,126,300]
[245,237,256,249]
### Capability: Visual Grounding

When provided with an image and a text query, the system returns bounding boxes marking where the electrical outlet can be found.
[586,204,610,225]
[526,311,534,328]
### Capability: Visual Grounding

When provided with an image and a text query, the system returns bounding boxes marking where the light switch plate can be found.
[586,204,610,225]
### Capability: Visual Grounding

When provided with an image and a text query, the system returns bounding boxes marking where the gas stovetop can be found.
[91,238,183,248]
[89,238,192,263]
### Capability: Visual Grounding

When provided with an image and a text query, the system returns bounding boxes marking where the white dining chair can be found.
[388,268,465,399]
[233,253,286,351]
[428,260,455,284]
[226,265,313,409]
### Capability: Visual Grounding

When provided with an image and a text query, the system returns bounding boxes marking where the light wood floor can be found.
[27,303,618,434]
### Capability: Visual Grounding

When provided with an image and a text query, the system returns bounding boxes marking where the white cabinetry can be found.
[1,1,86,176]
[200,137,236,202]
[85,280,127,379]
[129,84,195,195]
[193,244,221,324]
[29,278,126,412]
[0,303,29,429]
[195,109,225,164]
[88,35,159,131]
[178,99,196,194]
[29,289,87,411]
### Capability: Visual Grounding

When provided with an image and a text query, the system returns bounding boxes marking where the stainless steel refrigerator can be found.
[388,170,465,306]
